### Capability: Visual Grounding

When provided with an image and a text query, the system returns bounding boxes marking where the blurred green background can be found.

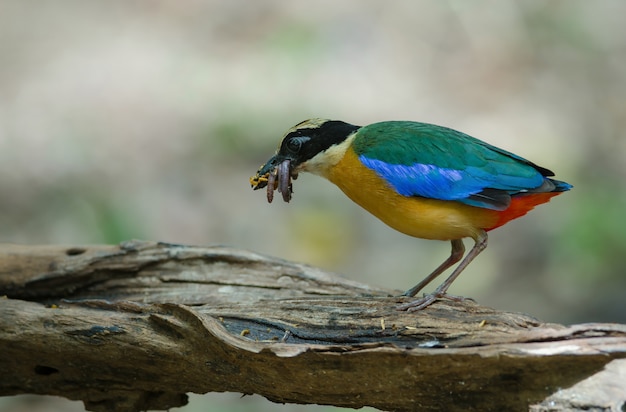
[1,1,625,411]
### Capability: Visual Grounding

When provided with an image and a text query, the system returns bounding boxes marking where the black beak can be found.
[250,154,281,190]
[256,154,282,177]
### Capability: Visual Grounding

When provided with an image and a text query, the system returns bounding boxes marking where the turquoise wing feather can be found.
[352,121,552,210]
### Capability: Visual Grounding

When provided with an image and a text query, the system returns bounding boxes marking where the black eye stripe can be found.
[286,136,310,152]
[277,120,360,164]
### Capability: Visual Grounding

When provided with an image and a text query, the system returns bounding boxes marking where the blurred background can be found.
[1,0,625,411]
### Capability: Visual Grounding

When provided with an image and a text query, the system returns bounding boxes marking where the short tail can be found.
[550,178,573,192]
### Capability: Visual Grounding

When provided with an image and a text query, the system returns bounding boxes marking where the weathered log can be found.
[1,240,625,411]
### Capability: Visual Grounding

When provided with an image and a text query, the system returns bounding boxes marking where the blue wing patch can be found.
[359,156,546,210]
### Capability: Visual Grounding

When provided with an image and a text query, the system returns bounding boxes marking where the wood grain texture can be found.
[1,240,625,411]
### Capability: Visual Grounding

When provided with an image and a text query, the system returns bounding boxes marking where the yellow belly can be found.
[323,148,499,241]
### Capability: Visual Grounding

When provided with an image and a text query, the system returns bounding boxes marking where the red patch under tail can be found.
[486,192,565,231]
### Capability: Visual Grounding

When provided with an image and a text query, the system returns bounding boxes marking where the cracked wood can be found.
[1,240,625,412]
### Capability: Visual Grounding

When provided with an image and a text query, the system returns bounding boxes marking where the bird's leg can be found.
[402,239,465,297]
[397,230,488,312]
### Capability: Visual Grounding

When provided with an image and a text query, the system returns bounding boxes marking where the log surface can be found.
[1,240,625,412]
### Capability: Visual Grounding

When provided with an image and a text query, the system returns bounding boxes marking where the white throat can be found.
[298,133,357,177]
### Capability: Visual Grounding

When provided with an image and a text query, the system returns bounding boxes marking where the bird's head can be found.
[250,118,360,202]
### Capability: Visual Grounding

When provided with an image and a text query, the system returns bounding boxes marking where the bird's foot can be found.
[396,294,438,312]
[439,292,474,303]
[396,293,473,312]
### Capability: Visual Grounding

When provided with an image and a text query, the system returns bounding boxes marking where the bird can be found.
[250,119,572,311]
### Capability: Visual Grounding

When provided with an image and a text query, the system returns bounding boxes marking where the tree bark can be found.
[1,240,625,412]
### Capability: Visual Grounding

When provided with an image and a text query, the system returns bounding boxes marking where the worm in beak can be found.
[277,159,292,202]
[250,159,296,203]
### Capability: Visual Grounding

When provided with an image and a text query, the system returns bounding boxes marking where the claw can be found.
[397,293,474,312]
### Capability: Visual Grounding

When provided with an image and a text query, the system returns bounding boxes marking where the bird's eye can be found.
[286,136,309,153]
